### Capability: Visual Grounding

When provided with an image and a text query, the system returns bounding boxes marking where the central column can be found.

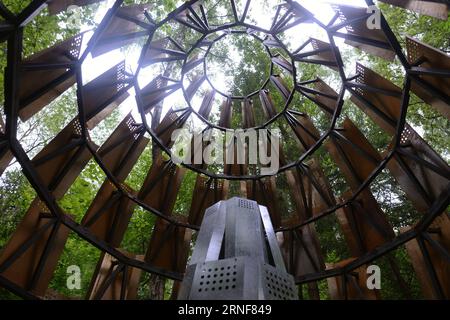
[178,197,297,300]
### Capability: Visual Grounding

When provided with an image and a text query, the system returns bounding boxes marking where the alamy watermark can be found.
[367,5,382,30]
[66,265,81,290]
[170,128,281,175]
[367,264,381,290]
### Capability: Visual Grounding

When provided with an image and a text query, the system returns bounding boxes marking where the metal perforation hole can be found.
[238,199,255,209]
[355,64,366,96]
[407,40,421,64]
[264,269,296,300]
[400,126,413,145]
[198,262,239,293]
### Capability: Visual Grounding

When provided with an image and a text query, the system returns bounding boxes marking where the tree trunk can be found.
[148,274,166,300]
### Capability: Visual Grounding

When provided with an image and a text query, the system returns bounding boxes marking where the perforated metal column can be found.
[178,197,298,300]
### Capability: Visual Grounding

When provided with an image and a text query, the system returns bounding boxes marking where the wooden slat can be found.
[289,113,321,152]
[272,54,293,74]
[379,0,449,20]
[325,119,394,254]
[188,176,228,226]
[141,37,186,67]
[96,114,149,181]
[175,5,209,33]
[81,181,136,246]
[350,63,402,135]
[87,252,143,300]
[154,108,189,147]
[270,75,290,101]
[92,4,151,56]
[81,114,148,245]
[0,199,70,297]
[81,61,130,129]
[293,159,336,221]
[385,125,450,213]
[145,219,192,274]
[401,214,450,299]
[18,33,84,121]
[302,79,338,117]
[332,4,394,60]
[259,89,277,119]
[406,36,450,120]
[197,90,215,118]
[325,118,382,191]
[294,38,338,71]
[241,98,255,129]
[247,178,282,229]
[326,258,380,300]
[336,189,395,256]
[271,2,311,33]
[138,155,185,213]
[0,117,13,176]
[278,224,325,278]
[31,119,94,199]
[139,75,179,113]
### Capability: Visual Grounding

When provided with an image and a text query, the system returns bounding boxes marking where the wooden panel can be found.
[138,155,185,213]
[326,258,379,300]
[81,114,149,247]
[81,61,129,129]
[47,0,104,15]
[303,79,338,117]
[259,89,277,119]
[325,118,382,191]
[336,189,395,256]
[154,108,190,147]
[31,119,94,199]
[0,199,70,297]
[272,54,293,74]
[325,118,394,253]
[406,36,450,120]
[188,176,228,226]
[242,98,255,129]
[18,33,83,121]
[272,2,311,33]
[142,37,186,67]
[333,4,395,60]
[385,125,450,213]
[145,218,192,274]
[96,114,149,181]
[139,75,178,113]
[350,63,402,135]
[197,90,215,118]
[270,75,290,101]
[0,116,13,176]
[290,113,320,151]
[292,159,336,221]
[247,177,282,229]
[88,252,143,300]
[81,181,135,246]
[379,0,449,20]
[92,4,151,57]
[278,224,325,278]
[402,214,450,299]
[294,38,338,71]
